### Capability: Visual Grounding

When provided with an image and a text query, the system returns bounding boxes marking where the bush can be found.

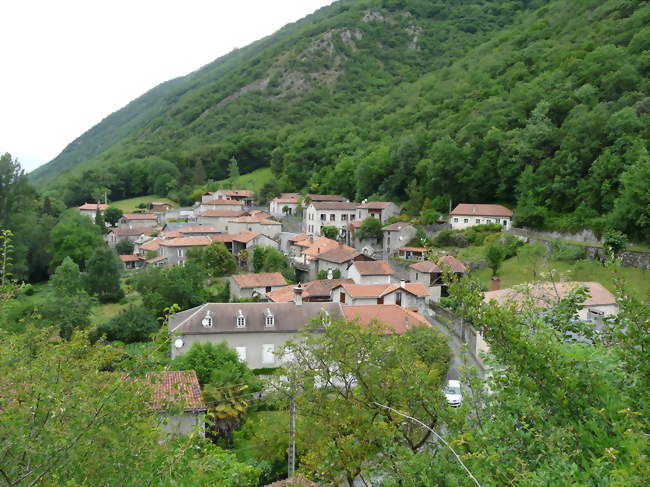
[93,304,159,344]
[550,240,586,262]
[115,240,134,255]
[317,268,342,279]
[432,229,456,247]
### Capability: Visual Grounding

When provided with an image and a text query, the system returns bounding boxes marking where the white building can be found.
[381,222,417,257]
[230,272,288,300]
[197,199,244,214]
[356,202,400,224]
[450,203,513,230]
[330,282,428,312]
[304,201,359,240]
[347,261,395,284]
[226,216,282,239]
[270,196,301,218]
[79,203,109,223]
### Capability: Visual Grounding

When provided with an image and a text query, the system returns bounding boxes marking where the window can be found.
[502,220,508,225]
[486,219,492,223]
[236,310,246,328]
[463,218,468,223]
[350,214,355,221]
[396,292,402,306]
[453,217,459,223]
[416,273,419,280]
[341,214,348,221]
[320,214,326,221]
[262,344,275,364]
[330,214,335,221]
[475,218,481,224]
[177,249,184,257]
[235,347,247,361]
[264,308,274,327]
[265,286,272,293]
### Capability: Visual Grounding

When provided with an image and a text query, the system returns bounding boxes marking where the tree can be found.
[94,304,159,344]
[317,268,341,279]
[228,157,240,187]
[356,217,383,240]
[193,159,207,185]
[252,246,288,273]
[115,239,135,255]
[104,206,124,227]
[516,242,546,278]
[320,225,339,240]
[603,229,627,257]
[0,327,260,485]
[258,179,280,205]
[204,242,237,277]
[84,247,124,303]
[50,213,105,270]
[50,256,84,296]
[485,242,505,277]
[276,318,451,485]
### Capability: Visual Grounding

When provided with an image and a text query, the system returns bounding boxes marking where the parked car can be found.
[444,379,462,407]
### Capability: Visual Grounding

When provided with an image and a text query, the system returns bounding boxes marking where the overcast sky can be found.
[0,0,335,172]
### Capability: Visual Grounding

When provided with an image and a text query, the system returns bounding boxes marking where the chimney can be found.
[293,284,304,306]
[400,280,406,288]
[491,277,501,291]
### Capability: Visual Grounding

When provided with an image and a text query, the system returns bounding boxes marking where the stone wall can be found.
[510,227,600,244]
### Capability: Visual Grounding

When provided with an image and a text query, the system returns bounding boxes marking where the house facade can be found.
[226,216,282,240]
[269,197,301,218]
[450,203,513,230]
[347,261,395,284]
[356,202,400,224]
[304,202,359,240]
[214,189,255,206]
[118,213,159,229]
[230,272,288,300]
[331,282,428,311]
[159,236,212,266]
[382,222,417,257]
[409,256,467,302]
[196,210,247,231]
[197,199,245,214]
[79,203,109,223]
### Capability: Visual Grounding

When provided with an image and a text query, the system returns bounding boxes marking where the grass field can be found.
[216,167,273,194]
[471,255,650,302]
[109,195,178,213]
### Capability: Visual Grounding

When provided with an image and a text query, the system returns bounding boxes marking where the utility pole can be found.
[288,397,296,477]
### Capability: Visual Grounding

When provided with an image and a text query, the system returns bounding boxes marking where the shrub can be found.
[550,240,586,262]
[93,304,159,344]
[317,268,342,279]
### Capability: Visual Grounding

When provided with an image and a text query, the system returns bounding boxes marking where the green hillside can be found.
[32,0,650,242]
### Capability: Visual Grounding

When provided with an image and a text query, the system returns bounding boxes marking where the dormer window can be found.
[236,310,246,328]
[202,310,213,328]
[264,308,274,328]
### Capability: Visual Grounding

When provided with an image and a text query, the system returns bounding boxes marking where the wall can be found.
[510,227,600,244]
[347,265,393,284]
[451,216,511,230]
[162,412,205,436]
[384,226,417,257]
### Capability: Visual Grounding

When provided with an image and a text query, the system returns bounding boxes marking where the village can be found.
[78,188,623,440]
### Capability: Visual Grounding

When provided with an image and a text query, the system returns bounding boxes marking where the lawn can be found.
[471,255,650,302]
[109,195,178,213]
[216,167,273,194]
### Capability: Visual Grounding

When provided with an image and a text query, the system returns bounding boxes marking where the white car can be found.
[444,380,462,407]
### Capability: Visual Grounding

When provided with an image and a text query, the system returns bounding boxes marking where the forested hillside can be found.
[32,0,650,242]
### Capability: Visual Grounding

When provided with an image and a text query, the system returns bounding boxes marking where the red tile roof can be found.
[410,256,466,274]
[451,203,513,217]
[342,305,429,334]
[382,222,413,232]
[266,279,354,302]
[203,199,244,206]
[316,246,361,264]
[232,272,288,288]
[351,261,394,276]
[484,281,616,308]
[146,370,206,412]
[119,255,142,262]
[112,227,155,237]
[220,189,254,197]
[311,201,359,210]
[159,236,212,247]
[358,201,393,209]
[199,210,247,218]
[139,238,162,251]
[179,225,221,234]
[400,246,427,252]
[79,203,109,211]
[272,197,300,204]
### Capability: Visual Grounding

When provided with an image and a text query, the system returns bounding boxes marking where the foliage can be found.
[258,178,280,205]
[317,268,341,280]
[550,239,586,262]
[104,205,124,226]
[0,327,260,486]
[276,318,451,485]
[252,246,289,274]
[320,225,339,240]
[115,239,135,255]
[94,303,159,344]
[134,262,210,317]
[50,256,84,295]
[84,247,125,303]
[205,383,249,448]
[603,229,627,256]
[356,217,383,240]
[204,242,237,278]
[50,213,105,271]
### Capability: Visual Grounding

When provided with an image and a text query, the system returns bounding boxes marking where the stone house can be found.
[213,189,255,206]
[269,196,301,218]
[230,272,288,300]
[197,199,244,214]
[382,222,417,257]
[79,203,108,223]
[347,261,395,284]
[330,281,428,311]
[118,213,159,229]
[450,203,513,230]
[159,236,212,266]
[196,210,247,230]
[341,304,430,333]
[106,227,155,247]
[304,201,359,241]
[119,254,145,270]
[266,279,354,303]
[226,216,282,240]
[312,245,373,282]
[148,201,174,213]
[147,370,206,436]
[356,201,400,224]
[409,256,467,301]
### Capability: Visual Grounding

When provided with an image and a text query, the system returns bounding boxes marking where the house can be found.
[306,194,348,203]
[159,236,213,266]
[136,237,163,257]
[118,213,159,229]
[312,245,372,281]
[161,225,222,238]
[119,254,145,270]
[169,300,343,368]
[304,201,359,240]
[483,281,618,324]
[266,279,354,303]
[230,272,288,300]
[382,222,417,257]
[79,203,109,222]
[211,231,280,261]
[148,201,174,213]
[347,261,395,284]
[348,219,383,258]
[398,246,427,260]
[146,255,168,267]
[226,216,282,240]
[330,281,428,311]
[341,304,430,334]
[197,199,245,214]
[356,201,400,224]
[196,210,247,230]
[450,203,513,230]
[213,189,255,206]
[147,370,206,436]
[106,227,156,247]
[409,256,467,301]
[290,235,342,263]
[270,196,301,218]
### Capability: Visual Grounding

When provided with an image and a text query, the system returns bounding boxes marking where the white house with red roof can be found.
[356,201,400,224]
[409,255,467,301]
[450,203,513,230]
[304,201,360,240]
[347,260,395,284]
[230,272,288,300]
[269,195,301,218]
[118,213,159,229]
[330,281,428,311]
[79,203,109,223]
